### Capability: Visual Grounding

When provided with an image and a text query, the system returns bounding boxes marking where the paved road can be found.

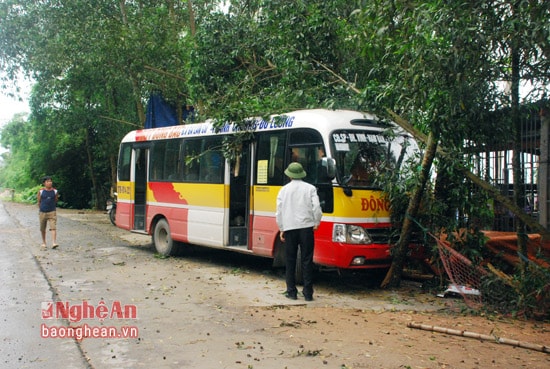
[0,200,443,369]
[0,202,88,368]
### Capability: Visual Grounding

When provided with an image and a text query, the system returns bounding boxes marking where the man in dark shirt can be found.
[38,176,59,249]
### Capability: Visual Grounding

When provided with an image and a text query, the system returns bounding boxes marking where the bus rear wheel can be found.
[153,218,175,256]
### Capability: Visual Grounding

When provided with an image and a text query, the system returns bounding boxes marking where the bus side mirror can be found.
[320,157,336,180]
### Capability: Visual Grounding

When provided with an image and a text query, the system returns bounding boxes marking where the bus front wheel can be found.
[153,218,175,256]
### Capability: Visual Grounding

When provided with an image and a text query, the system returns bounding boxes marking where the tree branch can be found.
[386,109,550,238]
[144,65,187,82]
[315,59,550,238]
[407,322,550,353]
[99,115,141,128]
[314,59,361,94]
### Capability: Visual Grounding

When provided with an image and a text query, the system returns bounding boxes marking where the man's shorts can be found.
[39,211,57,232]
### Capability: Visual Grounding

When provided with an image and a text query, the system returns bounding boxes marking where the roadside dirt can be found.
[4,201,549,368]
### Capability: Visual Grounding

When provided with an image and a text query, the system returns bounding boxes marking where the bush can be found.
[480,259,550,320]
[516,260,550,320]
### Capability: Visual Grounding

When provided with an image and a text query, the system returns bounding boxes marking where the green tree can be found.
[481,0,550,271]
[0,0,195,208]
[0,113,34,189]
[190,0,359,123]
[346,0,549,287]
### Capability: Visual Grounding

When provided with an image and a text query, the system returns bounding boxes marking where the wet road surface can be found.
[0,200,446,369]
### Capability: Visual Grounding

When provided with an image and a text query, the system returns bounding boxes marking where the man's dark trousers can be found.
[284,227,315,298]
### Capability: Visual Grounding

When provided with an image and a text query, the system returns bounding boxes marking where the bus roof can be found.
[121,109,385,143]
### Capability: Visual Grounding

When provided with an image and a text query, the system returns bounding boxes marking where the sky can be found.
[0,74,32,129]
[0,93,30,128]
[0,83,31,155]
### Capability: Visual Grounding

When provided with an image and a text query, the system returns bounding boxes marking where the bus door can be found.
[228,142,250,247]
[248,132,287,257]
[132,145,148,231]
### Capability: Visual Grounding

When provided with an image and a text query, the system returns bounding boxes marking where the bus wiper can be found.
[341,175,353,197]
[345,174,357,185]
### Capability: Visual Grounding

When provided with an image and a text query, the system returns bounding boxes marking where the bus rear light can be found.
[332,224,373,244]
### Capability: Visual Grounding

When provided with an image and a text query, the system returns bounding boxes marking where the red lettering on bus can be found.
[361,196,390,211]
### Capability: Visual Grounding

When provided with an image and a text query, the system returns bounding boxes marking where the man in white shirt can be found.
[276,162,323,301]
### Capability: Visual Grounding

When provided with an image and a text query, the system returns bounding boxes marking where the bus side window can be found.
[164,139,181,181]
[150,141,166,181]
[256,132,286,185]
[289,146,317,183]
[135,149,146,190]
[182,139,201,181]
[288,129,325,184]
[200,150,222,182]
[200,137,223,183]
[311,146,330,184]
[118,144,132,181]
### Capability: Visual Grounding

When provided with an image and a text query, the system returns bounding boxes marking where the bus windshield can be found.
[331,129,411,188]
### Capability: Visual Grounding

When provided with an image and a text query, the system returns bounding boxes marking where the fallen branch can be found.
[486,263,517,288]
[314,60,550,238]
[386,109,550,238]
[407,322,550,354]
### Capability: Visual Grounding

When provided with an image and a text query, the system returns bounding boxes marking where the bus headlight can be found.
[332,224,373,244]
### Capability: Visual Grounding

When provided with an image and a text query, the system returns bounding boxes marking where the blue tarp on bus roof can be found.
[144,94,179,129]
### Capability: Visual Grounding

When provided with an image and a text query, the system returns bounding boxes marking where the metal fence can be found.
[467,104,545,232]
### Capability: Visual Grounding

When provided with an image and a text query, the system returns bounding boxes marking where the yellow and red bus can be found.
[115,109,414,272]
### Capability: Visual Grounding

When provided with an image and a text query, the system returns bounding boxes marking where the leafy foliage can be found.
[0,113,34,189]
